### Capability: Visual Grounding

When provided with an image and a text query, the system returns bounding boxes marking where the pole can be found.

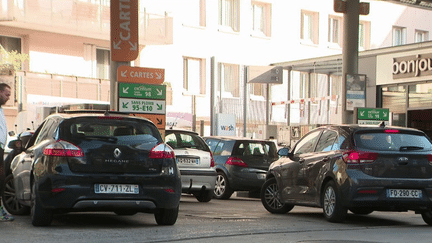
[342,0,360,124]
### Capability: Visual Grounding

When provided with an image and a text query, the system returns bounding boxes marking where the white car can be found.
[165,129,216,202]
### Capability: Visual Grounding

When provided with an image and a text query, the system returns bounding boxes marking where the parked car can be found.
[1,130,34,215]
[165,129,216,202]
[9,110,181,226]
[204,136,279,199]
[261,123,432,225]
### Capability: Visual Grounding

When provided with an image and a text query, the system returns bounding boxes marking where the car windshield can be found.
[165,132,210,152]
[354,131,432,151]
[233,141,278,157]
[60,117,161,144]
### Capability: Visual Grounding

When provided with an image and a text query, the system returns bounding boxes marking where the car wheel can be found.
[31,182,53,226]
[114,210,138,216]
[260,177,294,214]
[214,172,233,200]
[349,208,374,215]
[322,181,347,223]
[154,206,179,225]
[1,174,30,215]
[193,190,213,203]
[421,210,432,225]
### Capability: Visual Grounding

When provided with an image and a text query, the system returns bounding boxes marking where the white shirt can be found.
[0,107,7,149]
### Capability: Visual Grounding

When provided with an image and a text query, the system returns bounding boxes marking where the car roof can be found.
[165,129,199,136]
[318,124,424,133]
[203,136,275,143]
[44,110,153,123]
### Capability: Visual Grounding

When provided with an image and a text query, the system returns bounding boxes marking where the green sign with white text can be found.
[118,83,166,100]
[357,108,389,121]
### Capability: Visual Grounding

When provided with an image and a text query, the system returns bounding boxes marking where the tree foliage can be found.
[0,44,29,74]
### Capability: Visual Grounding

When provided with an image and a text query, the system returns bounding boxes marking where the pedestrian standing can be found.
[0,83,13,221]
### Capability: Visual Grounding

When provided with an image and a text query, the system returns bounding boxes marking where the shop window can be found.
[219,0,240,32]
[415,30,429,43]
[408,83,432,109]
[301,10,319,45]
[183,57,206,95]
[252,1,271,37]
[382,85,406,114]
[96,49,110,79]
[392,26,407,46]
[183,0,206,27]
[219,63,240,98]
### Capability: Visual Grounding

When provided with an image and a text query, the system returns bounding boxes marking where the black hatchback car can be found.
[261,124,432,225]
[204,136,279,199]
[9,110,181,226]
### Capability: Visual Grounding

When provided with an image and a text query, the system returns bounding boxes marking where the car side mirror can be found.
[7,139,23,150]
[277,147,290,157]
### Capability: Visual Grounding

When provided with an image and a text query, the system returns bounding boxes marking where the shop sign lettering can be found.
[392,54,432,79]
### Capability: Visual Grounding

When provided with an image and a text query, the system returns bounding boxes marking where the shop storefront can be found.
[273,41,432,143]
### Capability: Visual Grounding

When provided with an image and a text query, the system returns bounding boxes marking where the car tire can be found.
[31,182,53,226]
[2,174,31,215]
[214,172,233,200]
[193,190,213,203]
[322,181,347,223]
[260,177,294,214]
[154,206,179,225]
[349,208,374,215]
[421,210,432,225]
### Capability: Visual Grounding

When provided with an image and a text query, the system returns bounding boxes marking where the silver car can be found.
[165,129,216,202]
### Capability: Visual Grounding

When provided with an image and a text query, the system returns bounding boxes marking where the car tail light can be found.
[357,190,377,194]
[43,140,84,157]
[427,155,432,164]
[384,129,399,133]
[343,150,378,164]
[210,152,215,167]
[149,143,175,159]
[226,157,248,167]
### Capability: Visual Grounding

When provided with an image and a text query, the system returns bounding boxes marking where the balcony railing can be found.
[0,0,172,45]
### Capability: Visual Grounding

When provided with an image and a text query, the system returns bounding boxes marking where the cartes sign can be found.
[111,0,139,62]
[118,83,166,100]
[119,98,166,114]
[117,66,165,84]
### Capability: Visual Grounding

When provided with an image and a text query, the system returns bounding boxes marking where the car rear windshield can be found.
[59,117,162,144]
[233,141,278,157]
[165,132,210,152]
[354,130,432,152]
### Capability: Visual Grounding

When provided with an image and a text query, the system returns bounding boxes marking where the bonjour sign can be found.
[392,54,432,79]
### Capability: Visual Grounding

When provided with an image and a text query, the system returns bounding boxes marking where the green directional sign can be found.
[119,98,166,114]
[118,83,166,100]
[357,108,390,121]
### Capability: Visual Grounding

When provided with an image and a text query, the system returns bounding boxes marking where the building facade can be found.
[0,0,432,143]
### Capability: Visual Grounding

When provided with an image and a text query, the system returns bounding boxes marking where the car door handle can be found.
[299,158,305,164]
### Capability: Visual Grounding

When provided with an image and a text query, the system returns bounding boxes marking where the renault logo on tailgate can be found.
[114,148,122,158]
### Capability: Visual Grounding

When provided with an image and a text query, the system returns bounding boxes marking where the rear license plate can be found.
[95,184,139,194]
[387,189,422,198]
[177,158,199,164]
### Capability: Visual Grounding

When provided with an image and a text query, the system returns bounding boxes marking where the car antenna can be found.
[378,121,385,128]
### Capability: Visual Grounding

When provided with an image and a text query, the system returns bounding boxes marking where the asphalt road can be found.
[1,193,431,243]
